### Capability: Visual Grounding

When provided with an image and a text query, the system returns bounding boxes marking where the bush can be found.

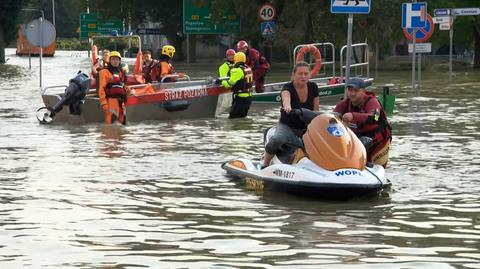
[56,38,88,50]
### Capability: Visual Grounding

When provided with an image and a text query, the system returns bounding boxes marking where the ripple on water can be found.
[0,52,479,267]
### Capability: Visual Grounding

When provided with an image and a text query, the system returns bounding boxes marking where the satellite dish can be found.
[25,18,56,48]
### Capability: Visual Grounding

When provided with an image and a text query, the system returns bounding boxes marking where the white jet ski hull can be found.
[222,158,391,200]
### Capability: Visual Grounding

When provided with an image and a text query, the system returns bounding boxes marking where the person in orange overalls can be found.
[153,45,177,82]
[98,51,128,125]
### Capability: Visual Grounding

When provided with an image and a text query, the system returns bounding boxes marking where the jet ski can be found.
[221,109,391,200]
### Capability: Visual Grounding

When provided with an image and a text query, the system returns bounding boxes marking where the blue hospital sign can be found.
[402,2,427,29]
[331,0,371,14]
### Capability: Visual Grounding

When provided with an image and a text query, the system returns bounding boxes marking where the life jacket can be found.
[340,92,392,142]
[155,55,176,82]
[142,60,157,83]
[246,48,270,70]
[105,68,127,101]
[224,61,233,76]
[232,65,254,98]
[95,59,109,72]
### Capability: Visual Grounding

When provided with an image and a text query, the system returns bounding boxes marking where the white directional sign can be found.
[434,9,450,17]
[453,8,480,16]
[331,0,371,14]
[439,23,450,30]
[402,2,427,29]
[408,43,432,54]
[433,16,451,24]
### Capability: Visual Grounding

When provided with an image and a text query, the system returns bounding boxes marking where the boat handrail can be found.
[340,42,370,79]
[41,85,68,95]
[293,42,335,78]
[160,74,191,83]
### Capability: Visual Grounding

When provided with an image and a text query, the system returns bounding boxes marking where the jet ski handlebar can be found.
[290,108,323,125]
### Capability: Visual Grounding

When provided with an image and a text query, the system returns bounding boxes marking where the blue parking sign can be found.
[402,2,427,29]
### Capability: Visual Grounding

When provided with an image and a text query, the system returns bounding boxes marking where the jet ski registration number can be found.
[273,169,295,179]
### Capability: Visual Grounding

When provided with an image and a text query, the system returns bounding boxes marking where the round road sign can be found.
[403,14,434,43]
[25,18,56,48]
[258,3,276,21]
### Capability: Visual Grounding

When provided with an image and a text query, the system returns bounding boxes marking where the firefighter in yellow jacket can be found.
[221,52,254,118]
[98,51,128,125]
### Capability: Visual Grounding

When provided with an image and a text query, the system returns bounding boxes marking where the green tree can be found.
[429,0,480,68]
[0,0,25,63]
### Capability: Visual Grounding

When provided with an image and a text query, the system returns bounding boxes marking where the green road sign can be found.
[183,0,240,34]
[80,13,124,40]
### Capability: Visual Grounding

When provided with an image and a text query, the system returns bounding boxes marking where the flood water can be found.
[1,49,479,268]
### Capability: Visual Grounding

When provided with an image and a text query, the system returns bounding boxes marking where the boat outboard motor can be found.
[37,71,90,123]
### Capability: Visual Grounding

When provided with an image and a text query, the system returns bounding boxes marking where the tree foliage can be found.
[4,0,480,67]
[0,0,25,63]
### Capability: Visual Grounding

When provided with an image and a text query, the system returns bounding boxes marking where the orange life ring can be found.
[295,45,322,77]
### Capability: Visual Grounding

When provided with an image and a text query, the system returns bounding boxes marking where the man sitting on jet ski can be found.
[334,77,392,167]
[261,61,320,168]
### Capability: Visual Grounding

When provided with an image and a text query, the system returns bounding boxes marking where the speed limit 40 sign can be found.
[259,3,276,21]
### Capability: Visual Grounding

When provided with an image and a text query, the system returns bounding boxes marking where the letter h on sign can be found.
[402,2,427,29]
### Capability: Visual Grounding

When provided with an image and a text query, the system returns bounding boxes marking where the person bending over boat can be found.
[218,49,235,78]
[98,51,128,125]
[261,61,320,167]
[154,45,177,83]
[236,40,270,93]
[142,49,157,83]
[91,49,110,76]
[221,52,254,118]
[333,77,392,167]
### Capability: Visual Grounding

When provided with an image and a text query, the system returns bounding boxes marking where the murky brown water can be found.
[1,49,479,268]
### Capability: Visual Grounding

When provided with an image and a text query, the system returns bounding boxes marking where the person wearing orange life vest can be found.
[221,52,254,118]
[98,51,128,125]
[154,45,177,83]
[236,40,270,93]
[142,49,157,83]
[333,77,392,167]
[218,49,235,78]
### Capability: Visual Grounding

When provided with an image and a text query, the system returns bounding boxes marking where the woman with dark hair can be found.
[261,61,320,167]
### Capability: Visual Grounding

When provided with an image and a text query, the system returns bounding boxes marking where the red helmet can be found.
[236,40,249,51]
[226,49,235,57]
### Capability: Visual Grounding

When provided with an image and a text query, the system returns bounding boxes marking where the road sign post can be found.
[402,2,428,94]
[449,15,453,82]
[331,0,371,96]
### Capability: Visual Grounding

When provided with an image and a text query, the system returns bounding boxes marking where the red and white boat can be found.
[38,35,232,124]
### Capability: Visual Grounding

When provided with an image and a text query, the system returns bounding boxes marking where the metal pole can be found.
[375,42,379,78]
[28,45,32,69]
[52,0,55,26]
[344,13,353,97]
[40,16,43,89]
[449,14,454,83]
[187,34,190,65]
[418,53,421,91]
[412,29,417,94]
